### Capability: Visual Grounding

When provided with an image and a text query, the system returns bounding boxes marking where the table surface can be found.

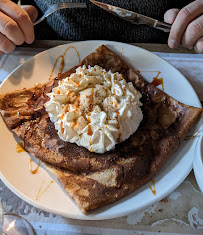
[0,41,203,235]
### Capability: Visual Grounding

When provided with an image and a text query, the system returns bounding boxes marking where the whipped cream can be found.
[45,65,143,153]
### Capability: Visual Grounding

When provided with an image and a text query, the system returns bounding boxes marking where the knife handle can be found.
[154,20,171,32]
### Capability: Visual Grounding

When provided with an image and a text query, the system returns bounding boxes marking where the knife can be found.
[90,0,171,32]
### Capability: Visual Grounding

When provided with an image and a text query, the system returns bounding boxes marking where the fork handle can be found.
[154,20,171,32]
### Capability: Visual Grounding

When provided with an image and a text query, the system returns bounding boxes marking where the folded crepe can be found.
[0,45,202,213]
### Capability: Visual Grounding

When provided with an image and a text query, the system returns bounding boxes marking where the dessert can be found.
[0,45,202,213]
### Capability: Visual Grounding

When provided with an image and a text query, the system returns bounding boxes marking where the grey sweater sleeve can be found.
[11,0,194,42]
[170,0,193,8]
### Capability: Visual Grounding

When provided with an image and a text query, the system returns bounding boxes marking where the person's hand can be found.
[0,0,38,55]
[164,0,203,53]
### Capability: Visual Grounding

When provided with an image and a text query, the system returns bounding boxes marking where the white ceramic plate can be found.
[193,128,203,193]
[0,41,202,220]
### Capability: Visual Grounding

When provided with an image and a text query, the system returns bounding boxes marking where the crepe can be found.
[0,45,202,214]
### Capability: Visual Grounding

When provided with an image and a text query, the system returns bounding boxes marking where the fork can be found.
[34,2,87,26]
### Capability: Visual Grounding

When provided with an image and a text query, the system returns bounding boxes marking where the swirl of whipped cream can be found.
[45,65,143,153]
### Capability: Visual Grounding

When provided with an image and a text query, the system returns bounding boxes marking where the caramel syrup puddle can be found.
[36,180,54,201]
[49,46,81,80]
[29,158,40,174]
[149,180,156,196]
[16,143,25,153]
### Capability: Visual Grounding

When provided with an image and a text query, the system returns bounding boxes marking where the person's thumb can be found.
[20,5,38,23]
[164,8,180,24]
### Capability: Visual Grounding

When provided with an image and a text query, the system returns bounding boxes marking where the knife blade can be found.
[90,0,171,32]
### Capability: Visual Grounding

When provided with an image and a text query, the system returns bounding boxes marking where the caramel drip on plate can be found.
[63,46,81,63]
[36,180,54,201]
[49,46,81,80]
[149,180,156,196]
[16,143,25,153]
[49,55,64,80]
[151,72,164,91]
[29,158,40,174]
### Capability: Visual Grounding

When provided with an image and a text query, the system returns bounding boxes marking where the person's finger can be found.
[0,0,35,44]
[20,5,38,23]
[0,11,25,45]
[0,32,15,53]
[164,8,180,24]
[194,37,203,53]
[182,15,203,49]
[168,0,203,49]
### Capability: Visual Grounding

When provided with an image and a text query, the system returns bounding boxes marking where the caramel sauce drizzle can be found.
[114,98,118,108]
[36,180,54,201]
[49,46,81,80]
[149,180,156,196]
[72,80,81,87]
[60,122,64,134]
[29,158,40,174]
[87,124,93,136]
[72,122,77,129]
[16,143,25,153]
[151,72,164,90]
[63,46,81,63]
[49,55,64,80]
[64,104,69,113]
[87,113,91,123]
[60,113,65,133]
[137,70,164,90]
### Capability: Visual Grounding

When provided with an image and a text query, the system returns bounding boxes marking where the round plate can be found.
[0,41,202,220]
[193,128,203,193]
